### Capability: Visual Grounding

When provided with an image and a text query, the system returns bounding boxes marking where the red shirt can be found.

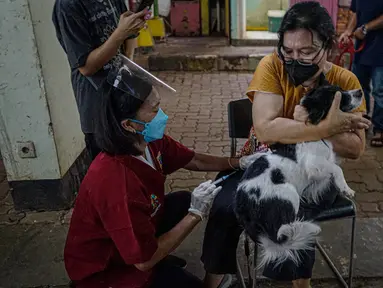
[64,136,195,288]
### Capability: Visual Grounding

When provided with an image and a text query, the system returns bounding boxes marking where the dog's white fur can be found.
[258,221,321,267]
[236,87,362,268]
[238,141,355,267]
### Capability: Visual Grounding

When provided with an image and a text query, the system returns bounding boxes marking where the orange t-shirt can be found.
[239,53,366,156]
[246,53,366,117]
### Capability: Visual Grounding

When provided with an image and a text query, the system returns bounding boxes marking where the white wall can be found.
[28,0,85,176]
[0,0,84,181]
[0,0,61,181]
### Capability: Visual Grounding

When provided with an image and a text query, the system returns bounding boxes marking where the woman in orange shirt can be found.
[202,2,371,288]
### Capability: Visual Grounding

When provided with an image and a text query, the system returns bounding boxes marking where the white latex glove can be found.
[188,180,222,221]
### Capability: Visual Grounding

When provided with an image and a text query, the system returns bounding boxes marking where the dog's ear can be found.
[300,94,327,124]
[301,84,342,124]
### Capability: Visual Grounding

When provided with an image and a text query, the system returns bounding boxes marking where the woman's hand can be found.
[339,30,353,44]
[320,92,371,136]
[293,105,309,122]
[115,10,147,40]
[188,180,222,220]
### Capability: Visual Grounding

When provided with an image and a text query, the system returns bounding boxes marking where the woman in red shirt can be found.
[64,72,255,288]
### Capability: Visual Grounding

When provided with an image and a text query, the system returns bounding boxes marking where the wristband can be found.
[228,157,239,171]
[361,25,368,36]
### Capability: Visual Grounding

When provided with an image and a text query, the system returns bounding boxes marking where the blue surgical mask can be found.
[129,108,169,143]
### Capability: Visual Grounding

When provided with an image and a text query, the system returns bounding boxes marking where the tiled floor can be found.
[0,72,382,220]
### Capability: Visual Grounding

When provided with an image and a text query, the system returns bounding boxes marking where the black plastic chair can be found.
[228,98,357,288]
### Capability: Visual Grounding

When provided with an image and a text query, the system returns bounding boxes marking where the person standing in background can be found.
[339,0,383,147]
[52,0,148,159]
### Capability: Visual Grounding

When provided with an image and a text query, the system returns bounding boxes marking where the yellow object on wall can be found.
[246,26,268,31]
[201,0,209,36]
[147,17,166,38]
[137,27,154,47]
[225,0,229,36]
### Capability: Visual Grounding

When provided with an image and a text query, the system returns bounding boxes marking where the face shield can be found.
[107,54,176,101]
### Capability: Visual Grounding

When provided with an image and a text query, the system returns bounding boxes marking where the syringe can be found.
[212,171,238,186]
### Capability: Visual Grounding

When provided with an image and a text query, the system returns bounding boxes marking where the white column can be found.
[0,0,87,210]
[230,0,247,41]
[237,0,247,39]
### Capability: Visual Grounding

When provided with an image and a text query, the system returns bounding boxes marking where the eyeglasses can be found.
[278,44,324,66]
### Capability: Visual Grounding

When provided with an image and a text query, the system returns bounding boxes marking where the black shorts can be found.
[201,170,315,281]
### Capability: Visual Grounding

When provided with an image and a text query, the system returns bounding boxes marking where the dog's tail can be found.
[258,220,321,269]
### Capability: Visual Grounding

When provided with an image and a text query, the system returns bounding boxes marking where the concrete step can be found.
[146,54,266,72]
[134,37,275,71]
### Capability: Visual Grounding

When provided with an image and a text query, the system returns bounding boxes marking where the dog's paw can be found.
[342,188,355,198]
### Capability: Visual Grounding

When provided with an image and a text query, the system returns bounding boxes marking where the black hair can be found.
[95,73,153,156]
[278,1,336,51]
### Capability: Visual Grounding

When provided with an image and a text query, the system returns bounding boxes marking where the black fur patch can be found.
[270,143,297,162]
[271,168,285,184]
[241,156,269,181]
[300,175,340,220]
[277,234,288,244]
[234,188,256,230]
[300,83,360,125]
[248,187,261,198]
[234,189,297,243]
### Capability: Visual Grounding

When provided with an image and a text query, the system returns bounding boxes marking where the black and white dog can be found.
[234,76,363,268]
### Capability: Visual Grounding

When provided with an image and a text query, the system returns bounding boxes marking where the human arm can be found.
[253,92,330,144]
[327,114,365,159]
[123,9,151,60]
[161,136,242,173]
[124,37,138,60]
[184,153,240,171]
[339,12,357,43]
[79,10,146,76]
[294,103,366,159]
[365,14,383,31]
[184,152,263,171]
[78,31,126,76]
[102,202,200,272]
[295,105,366,159]
[254,91,369,144]
[135,181,221,271]
[354,9,383,40]
[135,213,200,271]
